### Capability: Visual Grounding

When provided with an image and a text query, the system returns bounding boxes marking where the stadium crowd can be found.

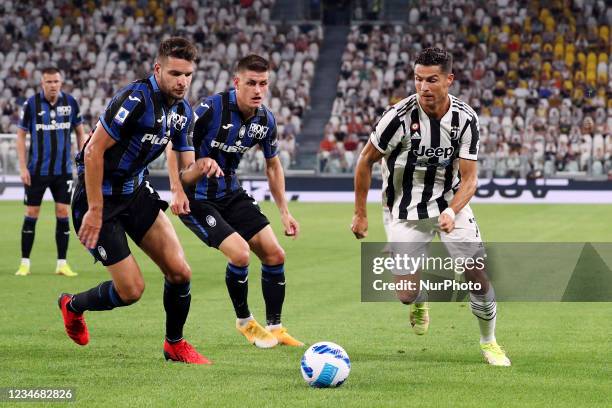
[320,0,611,178]
[0,0,322,172]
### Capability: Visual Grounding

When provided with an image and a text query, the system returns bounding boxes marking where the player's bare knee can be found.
[119,283,145,305]
[262,246,285,265]
[464,267,489,294]
[230,248,250,267]
[397,290,419,305]
[55,207,69,218]
[25,207,40,218]
[166,260,192,284]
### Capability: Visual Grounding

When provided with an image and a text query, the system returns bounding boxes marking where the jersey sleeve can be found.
[171,103,195,152]
[458,114,480,161]
[369,107,403,155]
[259,112,278,159]
[190,97,214,152]
[99,89,146,142]
[70,96,83,127]
[18,99,31,131]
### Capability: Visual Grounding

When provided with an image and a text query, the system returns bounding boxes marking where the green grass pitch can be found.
[1,201,610,407]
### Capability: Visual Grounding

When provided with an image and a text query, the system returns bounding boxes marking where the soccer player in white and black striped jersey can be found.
[352,48,510,366]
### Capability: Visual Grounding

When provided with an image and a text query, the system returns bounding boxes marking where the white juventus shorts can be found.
[388,204,485,275]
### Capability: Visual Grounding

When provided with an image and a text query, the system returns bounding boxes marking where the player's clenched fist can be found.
[196,157,224,178]
[351,214,368,239]
[438,208,456,233]
[20,167,31,186]
[170,189,190,215]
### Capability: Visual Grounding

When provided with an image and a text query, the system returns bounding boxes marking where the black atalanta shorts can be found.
[72,179,169,266]
[25,175,74,206]
[180,189,270,248]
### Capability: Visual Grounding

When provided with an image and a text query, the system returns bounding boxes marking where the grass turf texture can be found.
[0,201,610,407]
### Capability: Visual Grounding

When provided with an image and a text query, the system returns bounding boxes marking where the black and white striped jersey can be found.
[373,94,480,220]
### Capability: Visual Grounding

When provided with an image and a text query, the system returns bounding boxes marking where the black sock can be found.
[56,217,70,260]
[21,216,37,258]
[69,281,127,313]
[261,264,285,326]
[225,263,250,319]
[164,279,191,343]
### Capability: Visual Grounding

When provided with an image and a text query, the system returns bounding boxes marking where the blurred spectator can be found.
[0,0,324,172]
[320,0,610,178]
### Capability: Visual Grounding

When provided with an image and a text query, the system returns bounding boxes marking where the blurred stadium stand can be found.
[0,0,609,180]
[318,0,611,179]
[0,0,321,173]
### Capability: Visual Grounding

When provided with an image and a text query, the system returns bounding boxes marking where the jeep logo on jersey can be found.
[211,140,250,153]
[247,123,269,139]
[168,111,188,131]
[415,145,454,159]
[141,133,169,145]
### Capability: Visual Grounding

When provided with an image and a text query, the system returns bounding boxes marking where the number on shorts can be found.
[66,179,74,193]
[144,180,154,194]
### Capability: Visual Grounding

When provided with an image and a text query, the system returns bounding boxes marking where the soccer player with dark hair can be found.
[352,47,511,366]
[167,54,303,348]
[57,37,218,364]
[15,67,86,277]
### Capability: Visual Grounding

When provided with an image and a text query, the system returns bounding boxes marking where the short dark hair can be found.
[235,54,269,74]
[158,37,198,62]
[414,47,453,73]
[41,67,61,76]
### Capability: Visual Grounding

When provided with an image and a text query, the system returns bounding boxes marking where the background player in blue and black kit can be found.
[167,55,303,348]
[57,37,220,364]
[15,67,86,277]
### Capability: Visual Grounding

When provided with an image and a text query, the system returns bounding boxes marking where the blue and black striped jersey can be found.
[76,75,194,196]
[18,91,82,176]
[189,89,278,200]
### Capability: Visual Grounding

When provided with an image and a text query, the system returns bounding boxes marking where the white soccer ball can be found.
[300,341,351,388]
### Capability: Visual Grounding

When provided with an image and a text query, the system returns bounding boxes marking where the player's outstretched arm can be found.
[79,123,117,249]
[265,155,299,239]
[352,141,383,239]
[438,159,478,233]
[166,141,194,215]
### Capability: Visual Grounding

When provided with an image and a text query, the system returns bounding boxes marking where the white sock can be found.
[267,323,282,331]
[469,286,497,344]
[21,258,30,266]
[237,315,254,327]
[57,259,67,268]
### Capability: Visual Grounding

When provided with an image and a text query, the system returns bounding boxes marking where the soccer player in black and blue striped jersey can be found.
[168,55,303,348]
[57,37,218,364]
[15,67,86,277]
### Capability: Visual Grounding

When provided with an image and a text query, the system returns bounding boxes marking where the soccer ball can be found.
[300,342,351,388]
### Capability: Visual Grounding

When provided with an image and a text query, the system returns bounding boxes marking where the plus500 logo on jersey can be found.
[211,140,250,153]
[415,145,454,159]
[141,133,169,145]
